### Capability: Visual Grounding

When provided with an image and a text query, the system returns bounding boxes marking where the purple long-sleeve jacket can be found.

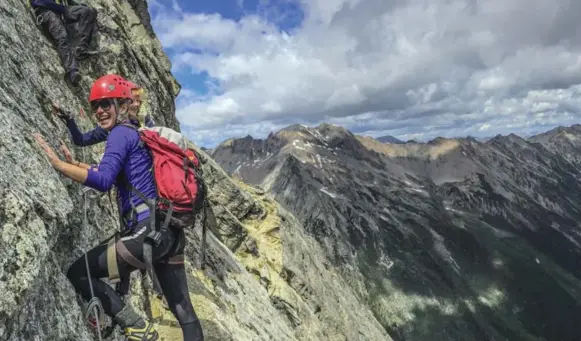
[30,0,66,14]
[65,117,108,146]
[83,120,157,230]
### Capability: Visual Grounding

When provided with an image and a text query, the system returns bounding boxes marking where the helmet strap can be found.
[112,99,132,126]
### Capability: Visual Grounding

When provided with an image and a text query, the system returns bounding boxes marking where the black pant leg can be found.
[64,5,97,52]
[155,261,204,341]
[40,11,77,74]
[66,242,127,316]
[154,229,204,341]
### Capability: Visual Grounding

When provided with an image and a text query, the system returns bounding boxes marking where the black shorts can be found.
[121,219,184,263]
[105,214,186,284]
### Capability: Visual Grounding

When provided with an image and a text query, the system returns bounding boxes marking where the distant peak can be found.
[489,133,525,143]
[316,122,348,132]
[427,137,449,145]
[376,135,405,144]
[529,124,581,142]
[486,133,532,150]
[272,122,353,146]
[274,127,318,144]
[317,123,353,138]
[281,124,311,133]
[214,134,267,154]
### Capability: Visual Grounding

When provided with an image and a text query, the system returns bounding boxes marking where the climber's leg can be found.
[66,242,125,315]
[66,241,159,341]
[38,10,80,85]
[155,229,204,341]
[65,5,99,59]
[66,219,172,340]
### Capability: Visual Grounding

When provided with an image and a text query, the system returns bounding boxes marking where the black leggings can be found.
[66,220,204,340]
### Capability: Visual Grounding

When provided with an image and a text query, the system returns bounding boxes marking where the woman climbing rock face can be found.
[33,74,205,341]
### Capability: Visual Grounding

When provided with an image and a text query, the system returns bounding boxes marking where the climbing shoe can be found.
[115,304,158,340]
[123,320,159,341]
[68,70,81,86]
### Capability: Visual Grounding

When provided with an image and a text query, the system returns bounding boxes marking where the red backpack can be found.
[145,127,202,213]
[120,123,214,295]
[121,123,206,221]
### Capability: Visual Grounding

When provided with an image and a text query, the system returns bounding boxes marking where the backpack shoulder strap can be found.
[117,122,145,145]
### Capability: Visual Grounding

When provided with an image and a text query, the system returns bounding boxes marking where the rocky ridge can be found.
[0,1,390,341]
[212,122,581,341]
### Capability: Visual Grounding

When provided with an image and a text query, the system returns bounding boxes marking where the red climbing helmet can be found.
[88,74,132,102]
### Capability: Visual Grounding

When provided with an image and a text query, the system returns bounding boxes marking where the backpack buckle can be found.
[147,230,162,247]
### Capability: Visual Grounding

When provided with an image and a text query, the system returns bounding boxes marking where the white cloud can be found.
[152,0,581,147]
[154,13,239,51]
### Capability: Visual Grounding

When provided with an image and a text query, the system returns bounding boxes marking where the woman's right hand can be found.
[51,102,72,120]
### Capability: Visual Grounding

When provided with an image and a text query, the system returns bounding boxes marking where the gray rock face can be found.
[0,1,394,340]
[212,123,581,341]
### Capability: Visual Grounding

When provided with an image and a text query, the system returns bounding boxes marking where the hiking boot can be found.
[68,70,81,86]
[123,320,159,341]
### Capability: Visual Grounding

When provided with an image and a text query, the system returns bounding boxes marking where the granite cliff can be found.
[0,1,390,341]
[212,123,581,341]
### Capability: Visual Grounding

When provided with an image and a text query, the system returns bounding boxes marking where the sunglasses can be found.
[90,98,115,112]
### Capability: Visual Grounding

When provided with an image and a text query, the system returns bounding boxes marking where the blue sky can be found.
[147,0,581,148]
[150,0,304,103]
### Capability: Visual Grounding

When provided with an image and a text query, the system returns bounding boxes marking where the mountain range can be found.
[211,122,581,341]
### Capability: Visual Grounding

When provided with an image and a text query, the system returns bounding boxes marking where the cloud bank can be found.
[151,0,581,146]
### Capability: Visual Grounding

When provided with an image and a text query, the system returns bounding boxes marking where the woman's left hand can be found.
[33,133,62,167]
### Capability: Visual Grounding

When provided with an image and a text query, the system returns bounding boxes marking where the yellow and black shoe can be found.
[123,320,159,341]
